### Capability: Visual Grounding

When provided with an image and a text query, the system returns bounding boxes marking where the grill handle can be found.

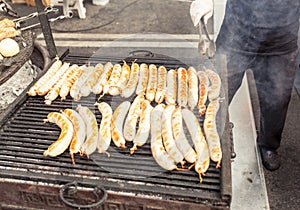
[59,181,107,209]
[129,50,154,57]
[229,122,236,159]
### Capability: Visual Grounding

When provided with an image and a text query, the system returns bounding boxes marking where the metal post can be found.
[35,0,57,59]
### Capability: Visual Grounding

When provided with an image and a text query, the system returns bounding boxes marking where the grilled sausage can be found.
[0,18,15,28]
[106,63,122,96]
[59,64,82,100]
[155,65,167,104]
[75,66,96,99]
[0,27,20,41]
[161,105,185,167]
[182,108,210,183]
[172,107,197,163]
[204,98,222,168]
[38,62,71,96]
[111,101,131,148]
[116,60,131,93]
[136,63,149,96]
[77,105,98,158]
[123,95,144,141]
[43,112,74,157]
[69,65,89,101]
[165,69,177,105]
[205,69,221,101]
[150,104,178,171]
[44,64,74,105]
[61,109,86,164]
[187,67,199,110]
[121,61,140,98]
[80,64,103,97]
[197,71,209,116]
[130,99,153,154]
[27,59,62,96]
[177,67,188,107]
[145,64,157,102]
[92,62,113,95]
[95,102,113,156]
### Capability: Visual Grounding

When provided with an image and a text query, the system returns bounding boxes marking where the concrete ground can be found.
[264,89,300,210]
[4,0,300,209]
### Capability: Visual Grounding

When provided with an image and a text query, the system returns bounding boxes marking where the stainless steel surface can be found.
[229,74,270,210]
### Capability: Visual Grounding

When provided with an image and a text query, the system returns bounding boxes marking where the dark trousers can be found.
[222,50,297,150]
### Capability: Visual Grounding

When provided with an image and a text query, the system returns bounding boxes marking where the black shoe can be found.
[259,146,281,171]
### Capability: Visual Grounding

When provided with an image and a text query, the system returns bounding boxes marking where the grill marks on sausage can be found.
[43,112,74,157]
[27,59,63,96]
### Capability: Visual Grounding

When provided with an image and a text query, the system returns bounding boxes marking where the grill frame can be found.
[0,53,232,209]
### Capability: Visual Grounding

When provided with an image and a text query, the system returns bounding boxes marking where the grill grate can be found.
[0,53,231,208]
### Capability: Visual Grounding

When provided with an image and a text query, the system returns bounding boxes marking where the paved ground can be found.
[4,0,300,209]
[264,89,300,210]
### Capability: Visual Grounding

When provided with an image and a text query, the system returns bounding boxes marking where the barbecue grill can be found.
[0,12,34,86]
[0,51,232,209]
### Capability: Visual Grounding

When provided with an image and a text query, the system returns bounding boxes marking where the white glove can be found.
[190,0,213,27]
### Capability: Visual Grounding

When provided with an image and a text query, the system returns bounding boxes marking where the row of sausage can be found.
[43,94,221,183]
[27,59,222,116]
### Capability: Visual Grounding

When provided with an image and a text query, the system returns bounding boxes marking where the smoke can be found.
[216,0,300,110]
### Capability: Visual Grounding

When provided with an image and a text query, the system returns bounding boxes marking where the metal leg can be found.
[74,0,86,19]
[63,0,70,17]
